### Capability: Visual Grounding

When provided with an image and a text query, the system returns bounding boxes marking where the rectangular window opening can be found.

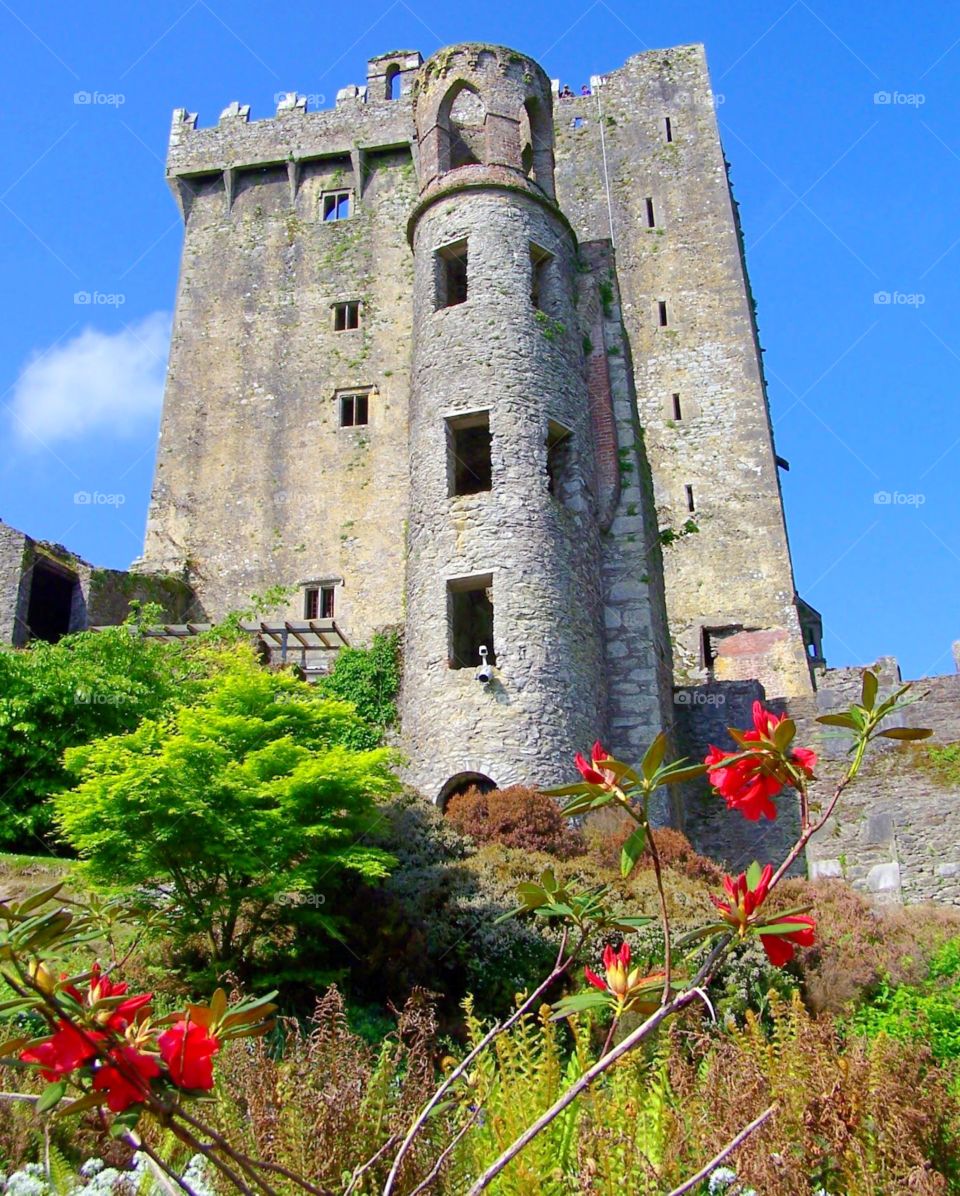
[685,484,695,513]
[671,393,682,420]
[304,585,336,620]
[645,197,656,228]
[435,240,468,309]
[658,300,669,327]
[339,392,370,427]
[530,243,553,311]
[546,420,574,502]
[447,411,492,496]
[448,574,495,669]
[664,116,673,143]
[333,301,360,331]
[322,191,352,221]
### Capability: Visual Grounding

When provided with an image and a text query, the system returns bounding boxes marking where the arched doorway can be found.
[436,771,496,810]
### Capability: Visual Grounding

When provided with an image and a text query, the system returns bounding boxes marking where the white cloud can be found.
[8,312,171,446]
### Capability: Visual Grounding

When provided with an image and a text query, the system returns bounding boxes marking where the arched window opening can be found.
[521,98,553,191]
[386,63,401,101]
[519,103,534,177]
[439,82,485,171]
[437,772,497,810]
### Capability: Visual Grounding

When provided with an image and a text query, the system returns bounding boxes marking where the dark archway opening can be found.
[437,772,497,810]
[386,64,401,101]
[26,561,78,643]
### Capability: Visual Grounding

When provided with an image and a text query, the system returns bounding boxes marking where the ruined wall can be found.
[0,524,29,646]
[677,656,960,905]
[553,45,812,699]
[141,91,419,642]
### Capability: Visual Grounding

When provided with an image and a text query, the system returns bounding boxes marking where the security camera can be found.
[475,645,493,684]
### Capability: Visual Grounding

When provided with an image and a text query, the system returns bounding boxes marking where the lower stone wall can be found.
[0,524,29,645]
[678,655,960,905]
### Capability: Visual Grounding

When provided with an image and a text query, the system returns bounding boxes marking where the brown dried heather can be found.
[584,812,726,886]
[662,992,958,1195]
[211,986,449,1194]
[445,785,586,858]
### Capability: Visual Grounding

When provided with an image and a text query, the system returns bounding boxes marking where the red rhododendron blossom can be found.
[60,963,153,1030]
[20,1022,102,1081]
[705,702,817,821]
[158,1020,220,1090]
[758,915,816,967]
[711,864,816,968]
[92,1046,160,1112]
[574,741,618,790]
[584,943,665,1016]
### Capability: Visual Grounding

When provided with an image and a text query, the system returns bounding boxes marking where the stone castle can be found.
[3,41,958,900]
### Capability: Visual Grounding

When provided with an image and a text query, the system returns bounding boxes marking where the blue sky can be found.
[0,0,956,680]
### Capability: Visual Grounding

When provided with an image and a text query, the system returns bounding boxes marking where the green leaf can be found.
[659,762,709,785]
[550,991,609,1020]
[109,1109,142,1139]
[609,916,654,930]
[36,1081,67,1113]
[676,923,729,948]
[772,718,796,753]
[754,920,813,936]
[861,670,879,711]
[545,783,593,797]
[877,727,932,741]
[641,733,668,781]
[54,1091,108,1121]
[745,861,763,890]
[816,713,859,729]
[620,824,647,879]
[16,883,64,915]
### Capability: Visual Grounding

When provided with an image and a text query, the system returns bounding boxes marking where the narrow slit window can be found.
[671,393,682,420]
[530,244,552,311]
[448,574,495,669]
[386,64,401,101]
[322,191,352,221]
[304,588,318,620]
[664,116,673,143]
[546,420,574,502]
[339,392,369,427]
[333,301,360,331]
[645,197,656,227]
[685,484,695,513]
[658,300,669,327]
[447,411,492,496]
[435,240,468,309]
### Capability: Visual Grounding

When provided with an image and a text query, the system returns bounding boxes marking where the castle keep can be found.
[5,39,960,902]
[130,41,817,804]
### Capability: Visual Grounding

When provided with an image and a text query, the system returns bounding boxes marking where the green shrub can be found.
[56,644,400,978]
[315,630,401,737]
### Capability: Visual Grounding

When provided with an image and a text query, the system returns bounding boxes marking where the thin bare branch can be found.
[407,1106,483,1196]
[665,1104,777,1196]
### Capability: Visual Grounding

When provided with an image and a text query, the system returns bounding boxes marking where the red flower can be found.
[758,915,816,966]
[21,1022,102,1081]
[574,741,618,790]
[61,963,152,1030]
[711,863,816,968]
[158,1020,220,1090]
[584,943,666,1016]
[705,702,817,820]
[93,1046,160,1112]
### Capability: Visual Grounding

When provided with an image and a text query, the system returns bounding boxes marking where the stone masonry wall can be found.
[678,656,960,904]
[0,524,28,646]
[402,182,608,801]
[141,97,419,642]
[553,45,812,699]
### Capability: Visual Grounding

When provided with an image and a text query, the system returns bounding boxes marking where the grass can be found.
[0,851,75,903]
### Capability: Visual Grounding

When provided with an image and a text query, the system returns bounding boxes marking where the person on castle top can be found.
[560,84,574,100]
[581,83,592,96]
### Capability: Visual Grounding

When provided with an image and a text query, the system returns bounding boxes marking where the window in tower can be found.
[448,574,495,669]
[447,411,492,496]
[530,243,554,311]
[685,484,696,513]
[339,391,370,427]
[545,420,574,503]
[671,392,682,420]
[658,300,669,327]
[333,301,360,331]
[664,116,673,143]
[645,197,656,227]
[386,63,401,101]
[322,190,352,221]
[435,240,468,309]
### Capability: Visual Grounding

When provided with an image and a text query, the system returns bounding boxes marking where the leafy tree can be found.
[56,646,399,972]
[0,615,191,850]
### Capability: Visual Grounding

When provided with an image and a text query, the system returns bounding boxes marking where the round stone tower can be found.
[402,43,608,804]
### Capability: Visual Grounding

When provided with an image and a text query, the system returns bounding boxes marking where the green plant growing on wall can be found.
[533,310,565,342]
[658,519,699,547]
